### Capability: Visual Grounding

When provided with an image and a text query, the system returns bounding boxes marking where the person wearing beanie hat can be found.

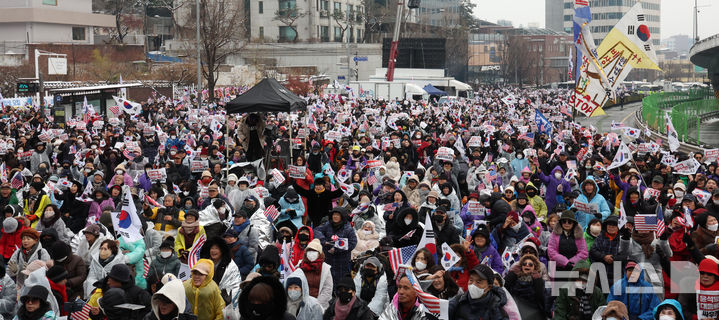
[87,188,114,231]
[470,225,503,274]
[588,215,624,285]
[7,228,50,287]
[17,285,55,320]
[284,273,324,320]
[448,264,508,320]
[23,180,51,229]
[547,210,588,271]
[652,299,685,320]
[323,275,375,320]
[48,241,87,300]
[354,256,388,315]
[183,259,224,320]
[147,236,181,292]
[174,209,206,265]
[46,265,69,313]
[0,217,24,260]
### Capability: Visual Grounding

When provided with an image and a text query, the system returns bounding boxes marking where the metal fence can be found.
[641,89,716,144]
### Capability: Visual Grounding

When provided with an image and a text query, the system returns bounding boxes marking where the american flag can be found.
[145,195,165,209]
[366,172,378,186]
[82,96,95,123]
[109,105,120,115]
[405,269,442,314]
[143,256,150,277]
[264,204,280,222]
[635,212,661,233]
[388,245,417,274]
[187,233,206,269]
[71,302,92,320]
[10,171,23,189]
[655,205,666,236]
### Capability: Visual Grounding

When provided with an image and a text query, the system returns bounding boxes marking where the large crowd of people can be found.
[0,85,714,320]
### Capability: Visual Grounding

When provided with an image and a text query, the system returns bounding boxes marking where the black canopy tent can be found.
[225,77,307,113]
[224,77,307,163]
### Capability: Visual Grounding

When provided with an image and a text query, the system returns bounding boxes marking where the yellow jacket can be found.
[23,194,50,228]
[149,207,186,232]
[175,226,207,257]
[183,259,224,320]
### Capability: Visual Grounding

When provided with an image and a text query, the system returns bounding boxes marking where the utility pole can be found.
[196,0,202,99]
[694,0,699,42]
[355,50,359,81]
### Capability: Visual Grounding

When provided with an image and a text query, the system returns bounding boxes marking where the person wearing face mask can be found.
[291,239,333,309]
[143,277,190,320]
[536,164,572,213]
[146,238,180,294]
[388,208,423,248]
[323,275,375,320]
[352,257,388,315]
[491,211,530,253]
[430,208,460,256]
[315,207,357,287]
[690,213,719,258]
[410,248,436,280]
[48,241,87,300]
[136,163,154,193]
[85,240,126,298]
[552,260,604,320]
[109,163,134,188]
[523,183,548,223]
[651,299,685,320]
[164,129,186,154]
[584,218,603,253]
[291,178,344,227]
[30,141,51,172]
[352,193,385,236]
[198,198,231,239]
[447,243,480,292]
[183,259,225,320]
[589,216,625,286]
[276,187,305,231]
[35,204,73,243]
[238,275,294,320]
[607,261,662,320]
[511,151,530,179]
[448,264,509,320]
[504,254,546,318]
[23,181,50,229]
[284,275,324,320]
[174,210,205,265]
[351,221,380,259]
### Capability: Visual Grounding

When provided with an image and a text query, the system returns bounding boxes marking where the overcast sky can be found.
[472,0,719,40]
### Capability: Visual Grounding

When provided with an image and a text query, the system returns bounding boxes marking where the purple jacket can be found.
[547,222,588,268]
[472,244,503,274]
[137,173,152,192]
[537,166,572,212]
[612,174,646,203]
[87,198,115,227]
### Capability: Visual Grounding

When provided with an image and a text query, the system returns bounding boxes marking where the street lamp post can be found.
[196,0,202,98]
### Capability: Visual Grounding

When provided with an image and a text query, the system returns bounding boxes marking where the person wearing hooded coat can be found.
[480,192,512,230]
[183,259,225,320]
[677,258,719,320]
[239,275,295,320]
[351,221,381,259]
[490,211,530,254]
[292,239,333,309]
[0,216,26,260]
[504,254,546,318]
[292,179,344,227]
[277,187,306,230]
[87,189,115,228]
[315,207,358,285]
[447,264,509,320]
[607,261,662,320]
[351,193,385,237]
[536,165,572,213]
[199,236,242,302]
[551,260,605,320]
[143,277,188,320]
[59,179,89,233]
[14,285,56,320]
[524,182,548,221]
[23,182,50,229]
[387,208,423,248]
[284,273,324,320]
[652,299,685,320]
[35,205,73,244]
[469,225,503,274]
[0,255,17,319]
[573,177,612,230]
[353,257,388,316]
[118,228,148,290]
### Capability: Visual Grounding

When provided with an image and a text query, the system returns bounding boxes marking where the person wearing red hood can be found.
[678,258,719,320]
[290,226,314,268]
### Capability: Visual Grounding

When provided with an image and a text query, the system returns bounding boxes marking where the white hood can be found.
[151,278,186,319]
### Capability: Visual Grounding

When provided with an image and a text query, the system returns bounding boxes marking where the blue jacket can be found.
[607,270,662,320]
[119,236,147,289]
[510,157,529,179]
[653,299,684,320]
[164,137,185,152]
[229,239,255,277]
[276,196,305,229]
[314,207,357,284]
[573,176,612,230]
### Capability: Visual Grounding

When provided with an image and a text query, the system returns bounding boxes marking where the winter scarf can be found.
[632,232,655,258]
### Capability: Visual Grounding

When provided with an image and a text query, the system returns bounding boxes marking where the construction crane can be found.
[385,0,419,81]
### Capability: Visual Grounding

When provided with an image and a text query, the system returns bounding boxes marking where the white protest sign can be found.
[190,160,209,173]
[288,165,306,179]
[673,158,701,175]
[467,136,482,148]
[697,290,719,319]
[706,149,719,163]
[436,147,454,162]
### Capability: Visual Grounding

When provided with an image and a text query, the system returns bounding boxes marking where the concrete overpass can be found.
[690,34,719,95]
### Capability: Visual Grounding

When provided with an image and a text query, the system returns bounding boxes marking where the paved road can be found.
[689,118,719,148]
[577,102,642,133]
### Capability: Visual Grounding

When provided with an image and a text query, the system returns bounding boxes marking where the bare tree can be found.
[501,35,535,86]
[94,0,144,43]
[186,0,246,100]
[359,0,391,43]
[332,9,352,41]
[274,7,309,42]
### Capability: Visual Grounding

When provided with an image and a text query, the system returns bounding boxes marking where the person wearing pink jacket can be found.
[547,210,588,272]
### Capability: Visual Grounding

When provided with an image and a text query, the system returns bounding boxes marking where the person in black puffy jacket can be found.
[388,208,423,248]
[480,192,511,230]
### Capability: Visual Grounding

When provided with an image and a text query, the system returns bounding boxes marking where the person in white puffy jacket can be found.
[285,272,324,320]
[84,239,126,298]
[0,269,16,319]
[226,177,261,210]
[353,257,388,316]
[72,224,112,266]
[290,239,333,310]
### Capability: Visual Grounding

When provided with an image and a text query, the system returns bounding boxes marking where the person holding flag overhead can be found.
[314,207,357,287]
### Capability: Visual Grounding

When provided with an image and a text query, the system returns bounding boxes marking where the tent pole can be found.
[289,113,293,161]
[225,113,230,179]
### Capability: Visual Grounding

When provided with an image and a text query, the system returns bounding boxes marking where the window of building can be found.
[72,27,86,41]
[321,26,329,41]
[42,0,57,5]
[334,2,341,13]
[334,27,342,42]
[321,0,329,10]
[357,29,362,42]
[259,26,264,39]
[259,1,263,13]
[279,26,296,42]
